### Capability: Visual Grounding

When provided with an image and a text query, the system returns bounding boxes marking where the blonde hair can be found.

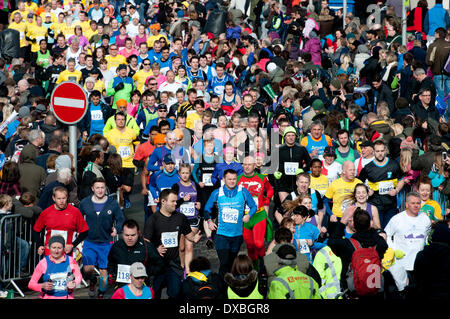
[400,148,413,173]
[392,123,403,136]
[385,51,398,64]
[0,194,12,210]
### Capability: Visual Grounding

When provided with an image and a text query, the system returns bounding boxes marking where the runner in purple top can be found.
[171,163,201,273]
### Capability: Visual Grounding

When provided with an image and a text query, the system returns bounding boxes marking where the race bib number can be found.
[202,173,213,186]
[298,239,310,254]
[378,181,394,195]
[116,264,131,283]
[49,230,68,244]
[50,272,68,291]
[91,110,103,121]
[20,32,25,40]
[118,146,131,158]
[213,85,225,95]
[180,202,195,217]
[222,207,239,224]
[161,231,178,248]
[284,162,299,175]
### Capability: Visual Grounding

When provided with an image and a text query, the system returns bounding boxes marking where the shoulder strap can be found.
[272,277,295,299]
[349,237,361,251]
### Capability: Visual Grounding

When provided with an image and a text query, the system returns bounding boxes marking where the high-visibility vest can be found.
[313,246,342,299]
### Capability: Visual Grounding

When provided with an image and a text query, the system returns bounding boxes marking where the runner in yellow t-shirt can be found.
[26,15,48,53]
[324,161,362,218]
[132,58,153,93]
[56,58,82,83]
[9,12,28,55]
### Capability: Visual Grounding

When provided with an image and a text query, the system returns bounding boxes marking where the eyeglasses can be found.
[149,82,157,85]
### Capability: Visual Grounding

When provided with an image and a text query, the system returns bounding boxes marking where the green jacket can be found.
[106,76,135,109]
[268,265,321,299]
[103,113,140,136]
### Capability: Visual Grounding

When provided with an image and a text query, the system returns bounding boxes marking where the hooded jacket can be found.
[303,36,322,66]
[18,144,46,197]
[224,269,265,298]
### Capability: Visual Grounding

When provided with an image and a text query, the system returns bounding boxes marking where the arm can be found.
[203,189,219,220]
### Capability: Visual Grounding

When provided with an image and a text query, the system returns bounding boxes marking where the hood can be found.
[224,270,258,289]
[370,120,392,135]
[19,143,37,164]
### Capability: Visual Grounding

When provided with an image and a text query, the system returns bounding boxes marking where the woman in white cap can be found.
[111,262,154,299]
[28,235,82,299]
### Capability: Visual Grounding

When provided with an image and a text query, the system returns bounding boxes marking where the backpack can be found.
[184,274,220,299]
[346,238,382,297]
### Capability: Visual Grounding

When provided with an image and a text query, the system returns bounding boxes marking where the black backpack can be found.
[183,274,221,299]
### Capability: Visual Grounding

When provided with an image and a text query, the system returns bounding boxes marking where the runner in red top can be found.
[33,186,89,256]
[237,156,274,267]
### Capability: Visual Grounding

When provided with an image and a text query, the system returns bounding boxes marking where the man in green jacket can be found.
[267,244,321,299]
[106,64,135,109]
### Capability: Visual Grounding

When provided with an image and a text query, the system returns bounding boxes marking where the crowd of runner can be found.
[0,0,448,300]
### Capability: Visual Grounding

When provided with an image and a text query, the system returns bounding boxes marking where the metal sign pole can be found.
[69,125,78,174]
[402,0,407,46]
[343,0,347,29]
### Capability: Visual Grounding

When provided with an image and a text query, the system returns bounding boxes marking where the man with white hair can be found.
[38,168,73,210]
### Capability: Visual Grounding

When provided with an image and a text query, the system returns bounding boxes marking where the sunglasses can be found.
[144,63,151,66]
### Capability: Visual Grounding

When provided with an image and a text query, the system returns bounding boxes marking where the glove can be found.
[114,82,125,92]
[274,171,282,179]
[295,168,304,175]
[394,250,405,259]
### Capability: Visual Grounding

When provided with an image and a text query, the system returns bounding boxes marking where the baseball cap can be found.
[323,146,337,158]
[130,262,147,278]
[276,244,297,260]
[35,104,47,113]
[27,13,34,18]
[163,153,174,164]
[157,103,168,110]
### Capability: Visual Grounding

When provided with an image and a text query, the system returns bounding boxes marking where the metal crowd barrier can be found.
[0,214,42,297]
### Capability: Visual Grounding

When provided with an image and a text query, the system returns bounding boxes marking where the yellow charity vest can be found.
[227,280,264,299]
[312,246,342,299]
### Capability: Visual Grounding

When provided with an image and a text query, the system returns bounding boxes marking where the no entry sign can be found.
[50,81,88,125]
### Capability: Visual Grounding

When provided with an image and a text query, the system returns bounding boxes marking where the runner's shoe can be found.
[89,278,97,298]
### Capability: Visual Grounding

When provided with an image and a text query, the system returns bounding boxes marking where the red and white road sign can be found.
[50,81,88,125]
